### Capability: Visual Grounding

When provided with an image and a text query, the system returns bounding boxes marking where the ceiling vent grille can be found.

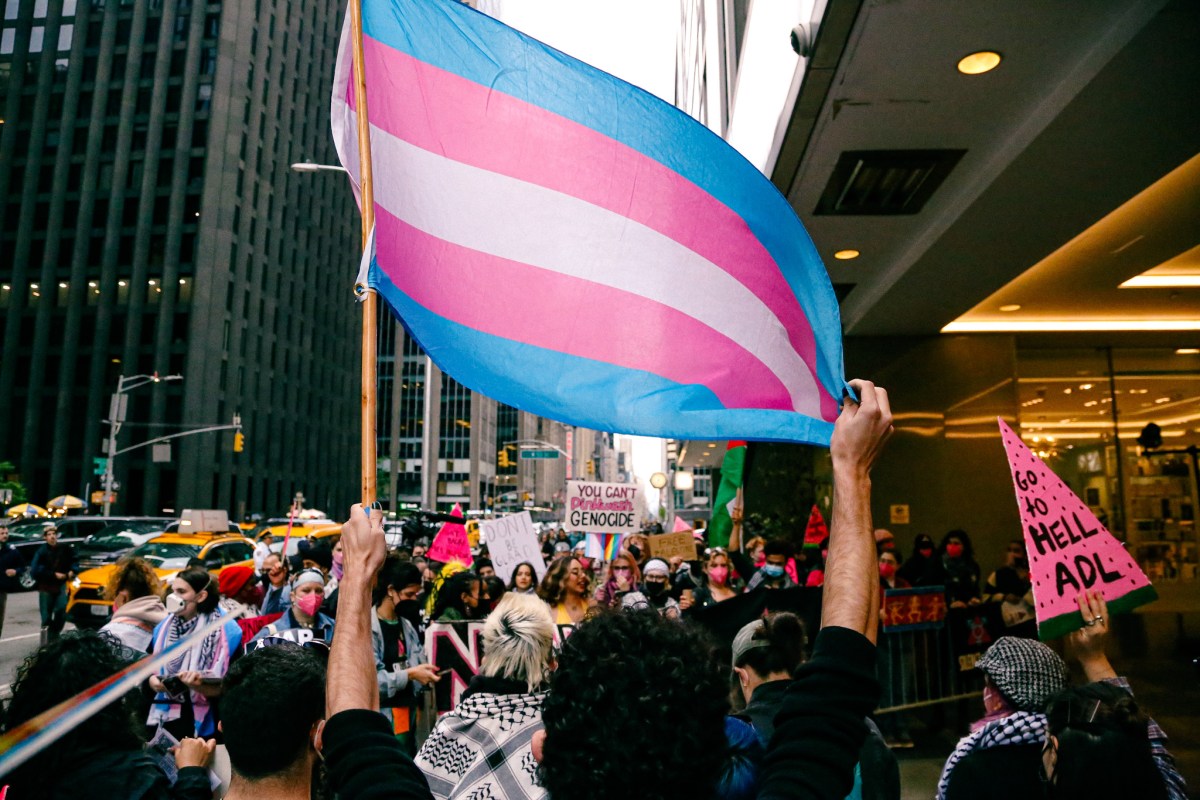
[815,149,966,215]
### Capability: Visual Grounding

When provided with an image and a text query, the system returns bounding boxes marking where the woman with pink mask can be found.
[939,530,981,608]
[594,550,641,609]
[247,567,336,647]
[692,548,739,607]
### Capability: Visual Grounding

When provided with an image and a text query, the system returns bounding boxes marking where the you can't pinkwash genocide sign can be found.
[565,480,641,534]
[998,419,1156,640]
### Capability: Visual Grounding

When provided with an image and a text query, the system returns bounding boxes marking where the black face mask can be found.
[628,545,642,561]
[644,581,667,598]
[395,599,423,629]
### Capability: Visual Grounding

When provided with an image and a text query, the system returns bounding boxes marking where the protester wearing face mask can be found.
[249,568,336,648]
[147,567,243,740]
[877,551,908,592]
[218,565,265,619]
[939,530,981,608]
[374,562,439,754]
[594,550,641,609]
[733,539,795,592]
[621,559,681,619]
[897,533,944,587]
[692,548,738,607]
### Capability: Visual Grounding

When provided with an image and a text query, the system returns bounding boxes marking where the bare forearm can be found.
[729,520,742,551]
[822,470,878,644]
[328,577,379,715]
[1080,654,1117,682]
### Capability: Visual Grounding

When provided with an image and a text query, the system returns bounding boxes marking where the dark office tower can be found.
[0,0,360,517]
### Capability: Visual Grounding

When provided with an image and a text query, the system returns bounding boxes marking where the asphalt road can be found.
[1,590,76,689]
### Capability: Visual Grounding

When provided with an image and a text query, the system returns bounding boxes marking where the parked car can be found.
[67,530,255,628]
[5,516,172,591]
[73,521,172,570]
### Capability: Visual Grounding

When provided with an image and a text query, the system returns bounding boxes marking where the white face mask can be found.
[165,593,187,615]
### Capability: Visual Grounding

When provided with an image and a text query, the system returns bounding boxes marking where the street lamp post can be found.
[102,373,183,516]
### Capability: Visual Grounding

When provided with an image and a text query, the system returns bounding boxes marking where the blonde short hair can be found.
[480,592,556,691]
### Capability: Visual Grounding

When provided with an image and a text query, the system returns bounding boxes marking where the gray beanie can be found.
[976,636,1068,712]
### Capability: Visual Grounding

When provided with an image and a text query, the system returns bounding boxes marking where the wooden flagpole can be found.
[349,0,377,505]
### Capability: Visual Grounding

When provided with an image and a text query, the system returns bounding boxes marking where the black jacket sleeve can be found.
[730,550,758,585]
[757,626,880,800]
[170,766,214,800]
[324,708,434,800]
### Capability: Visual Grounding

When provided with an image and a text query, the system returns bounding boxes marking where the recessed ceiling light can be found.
[834,249,860,260]
[1079,383,1093,390]
[999,304,1021,312]
[957,51,1002,75]
[942,320,1200,332]
[1176,348,1200,355]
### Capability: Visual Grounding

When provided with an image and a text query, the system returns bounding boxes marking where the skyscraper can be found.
[0,0,359,516]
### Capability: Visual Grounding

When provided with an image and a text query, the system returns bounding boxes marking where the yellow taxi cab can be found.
[67,529,256,629]
[255,521,342,559]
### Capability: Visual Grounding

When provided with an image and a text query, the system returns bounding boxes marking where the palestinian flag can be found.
[707,441,747,548]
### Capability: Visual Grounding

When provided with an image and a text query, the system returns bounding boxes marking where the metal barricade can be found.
[875,622,983,713]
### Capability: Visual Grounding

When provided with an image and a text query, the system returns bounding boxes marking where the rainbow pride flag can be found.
[332,0,845,444]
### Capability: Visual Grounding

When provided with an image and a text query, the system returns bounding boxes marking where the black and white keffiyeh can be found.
[415,687,546,800]
[936,710,1047,800]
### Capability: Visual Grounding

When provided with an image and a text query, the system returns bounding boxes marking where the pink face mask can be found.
[945,543,964,559]
[295,593,323,617]
[708,566,729,585]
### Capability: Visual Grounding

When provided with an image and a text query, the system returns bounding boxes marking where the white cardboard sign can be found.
[565,480,640,534]
[481,512,545,583]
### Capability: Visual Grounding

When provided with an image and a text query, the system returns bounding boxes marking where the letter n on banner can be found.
[425,621,485,714]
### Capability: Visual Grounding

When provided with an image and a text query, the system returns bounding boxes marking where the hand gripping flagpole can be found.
[348,0,377,505]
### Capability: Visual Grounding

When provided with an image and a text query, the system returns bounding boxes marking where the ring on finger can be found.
[1083,619,1097,627]
[1093,616,1104,624]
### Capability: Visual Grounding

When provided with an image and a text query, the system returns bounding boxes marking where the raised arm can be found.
[822,379,892,644]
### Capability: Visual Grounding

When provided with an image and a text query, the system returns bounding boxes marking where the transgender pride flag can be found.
[331,0,846,444]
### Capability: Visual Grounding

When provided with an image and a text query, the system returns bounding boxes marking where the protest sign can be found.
[426,621,574,714]
[803,505,828,547]
[881,586,947,632]
[672,516,692,533]
[998,419,1157,639]
[946,601,1010,671]
[566,480,640,533]
[648,531,696,562]
[481,512,544,583]
[426,503,473,567]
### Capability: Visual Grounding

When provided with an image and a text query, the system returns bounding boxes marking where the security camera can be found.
[790,24,811,57]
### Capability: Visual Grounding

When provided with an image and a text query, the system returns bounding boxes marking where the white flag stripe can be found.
[366,121,824,416]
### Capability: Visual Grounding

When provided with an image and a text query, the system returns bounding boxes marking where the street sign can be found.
[152,443,172,463]
[93,457,107,475]
[520,450,559,460]
[91,491,117,505]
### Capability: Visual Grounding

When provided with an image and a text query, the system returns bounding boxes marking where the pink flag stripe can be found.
[375,207,797,412]
[353,34,830,408]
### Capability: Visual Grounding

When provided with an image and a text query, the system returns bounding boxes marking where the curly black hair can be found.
[539,609,730,799]
[2,631,145,791]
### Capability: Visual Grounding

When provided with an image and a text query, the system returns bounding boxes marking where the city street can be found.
[0,591,72,692]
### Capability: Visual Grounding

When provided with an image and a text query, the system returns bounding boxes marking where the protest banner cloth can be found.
[425,621,574,714]
[481,511,544,583]
[565,480,640,534]
[426,502,473,567]
[686,587,822,658]
[998,419,1157,639]
[648,531,697,563]
[946,600,1012,672]
[881,586,947,632]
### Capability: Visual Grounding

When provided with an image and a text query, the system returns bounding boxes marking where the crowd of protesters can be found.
[0,381,1187,799]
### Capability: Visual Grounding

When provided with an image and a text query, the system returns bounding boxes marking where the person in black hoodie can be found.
[897,533,944,587]
[0,520,27,638]
[939,529,981,608]
[0,630,213,799]
[318,378,895,800]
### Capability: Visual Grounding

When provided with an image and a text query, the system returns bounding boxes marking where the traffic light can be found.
[498,449,510,468]
[233,431,245,452]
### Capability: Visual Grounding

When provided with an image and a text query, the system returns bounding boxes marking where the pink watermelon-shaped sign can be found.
[426,503,473,568]
[998,418,1156,639]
